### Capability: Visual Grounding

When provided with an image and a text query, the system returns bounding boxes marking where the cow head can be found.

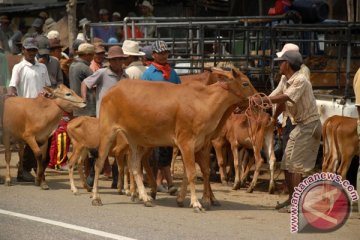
[211,67,256,101]
[44,84,86,112]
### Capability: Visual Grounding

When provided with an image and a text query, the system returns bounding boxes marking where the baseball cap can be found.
[141,45,153,60]
[22,37,38,50]
[152,40,169,53]
[36,35,50,55]
[274,50,303,69]
[276,43,299,58]
[78,18,90,28]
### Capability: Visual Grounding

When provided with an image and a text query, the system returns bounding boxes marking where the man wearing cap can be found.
[81,46,129,188]
[35,35,63,87]
[9,37,51,182]
[139,0,155,37]
[31,18,45,37]
[90,44,106,72]
[123,40,146,79]
[141,40,180,195]
[69,42,96,117]
[93,9,117,43]
[258,49,321,213]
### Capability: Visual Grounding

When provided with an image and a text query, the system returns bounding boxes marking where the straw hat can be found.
[141,1,154,12]
[78,43,95,55]
[122,40,145,56]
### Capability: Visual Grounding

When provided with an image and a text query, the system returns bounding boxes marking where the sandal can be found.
[275,200,290,210]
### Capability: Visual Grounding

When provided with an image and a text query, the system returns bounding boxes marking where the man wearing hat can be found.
[139,0,155,37]
[90,44,106,72]
[81,45,129,188]
[141,40,180,195]
[31,18,45,37]
[9,37,51,182]
[257,48,321,213]
[35,35,63,87]
[93,8,117,43]
[122,40,146,79]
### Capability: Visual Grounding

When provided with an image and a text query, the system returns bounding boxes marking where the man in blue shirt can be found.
[141,40,180,194]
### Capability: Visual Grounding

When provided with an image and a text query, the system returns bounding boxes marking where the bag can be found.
[291,0,329,23]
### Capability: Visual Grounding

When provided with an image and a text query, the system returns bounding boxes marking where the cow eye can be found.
[242,82,249,87]
[65,93,72,97]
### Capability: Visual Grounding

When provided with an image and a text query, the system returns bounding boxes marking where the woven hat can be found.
[276,43,299,58]
[274,50,303,69]
[78,43,95,55]
[152,40,169,53]
[35,35,50,55]
[22,37,38,50]
[106,46,128,59]
[141,1,154,12]
[122,40,145,56]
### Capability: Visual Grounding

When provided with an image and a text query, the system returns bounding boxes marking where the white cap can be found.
[276,43,299,58]
[141,1,154,12]
[47,30,60,40]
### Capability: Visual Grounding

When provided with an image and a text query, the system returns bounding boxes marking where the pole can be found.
[67,0,77,56]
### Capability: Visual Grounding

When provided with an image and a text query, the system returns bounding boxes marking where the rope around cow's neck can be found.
[245,93,273,147]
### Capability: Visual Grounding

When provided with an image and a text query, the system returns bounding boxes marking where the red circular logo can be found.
[300,181,350,232]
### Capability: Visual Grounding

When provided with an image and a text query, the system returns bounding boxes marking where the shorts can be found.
[281,119,321,175]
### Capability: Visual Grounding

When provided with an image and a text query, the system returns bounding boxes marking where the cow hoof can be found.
[246,187,254,193]
[40,182,49,190]
[144,201,153,207]
[73,191,80,196]
[131,195,137,202]
[5,180,11,186]
[232,182,241,190]
[268,187,275,194]
[176,200,184,208]
[202,202,211,210]
[150,191,157,200]
[92,198,103,206]
[211,200,221,207]
[193,207,205,213]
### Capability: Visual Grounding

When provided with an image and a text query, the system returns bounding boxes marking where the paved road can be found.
[0,154,359,240]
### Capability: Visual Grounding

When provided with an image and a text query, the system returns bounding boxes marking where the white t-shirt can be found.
[9,58,51,98]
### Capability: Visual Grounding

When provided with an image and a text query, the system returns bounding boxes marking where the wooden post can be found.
[347,0,354,22]
[258,0,263,16]
[67,0,77,56]
[327,0,333,19]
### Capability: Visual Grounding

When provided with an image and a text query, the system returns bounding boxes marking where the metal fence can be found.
[86,17,360,96]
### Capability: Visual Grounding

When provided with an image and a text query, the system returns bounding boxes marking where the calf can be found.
[2,84,86,189]
[91,68,256,211]
[322,115,358,179]
[212,111,276,194]
[67,116,157,198]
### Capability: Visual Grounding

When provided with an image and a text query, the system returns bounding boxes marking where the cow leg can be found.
[141,148,157,199]
[78,150,91,192]
[92,129,118,206]
[176,161,188,207]
[24,137,45,189]
[212,140,227,185]
[264,129,276,194]
[38,142,50,190]
[3,132,12,186]
[338,152,355,180]
[179,144,203,212]
[128,145,153,207]
[233,148,245,190]
[240,151,253,187]
[68,144,82,194]
[115,155,125,195]
[247,148,263,193]
[195,145,213,210]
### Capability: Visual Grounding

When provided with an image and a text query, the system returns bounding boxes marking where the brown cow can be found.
[91,68,256,211]
[212,111,276,194]
[67,116,157,198]
[2,84,86,189]
[322,115,358,179]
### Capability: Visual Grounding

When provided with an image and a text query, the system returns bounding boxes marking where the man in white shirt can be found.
[8,37,51,182]
[123,40,146,79]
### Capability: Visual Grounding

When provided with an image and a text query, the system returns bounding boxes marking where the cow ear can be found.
[211,67,230,82]
[43,86,53,93]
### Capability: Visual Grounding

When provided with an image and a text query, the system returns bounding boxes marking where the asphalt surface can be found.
[0,154,360,240]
